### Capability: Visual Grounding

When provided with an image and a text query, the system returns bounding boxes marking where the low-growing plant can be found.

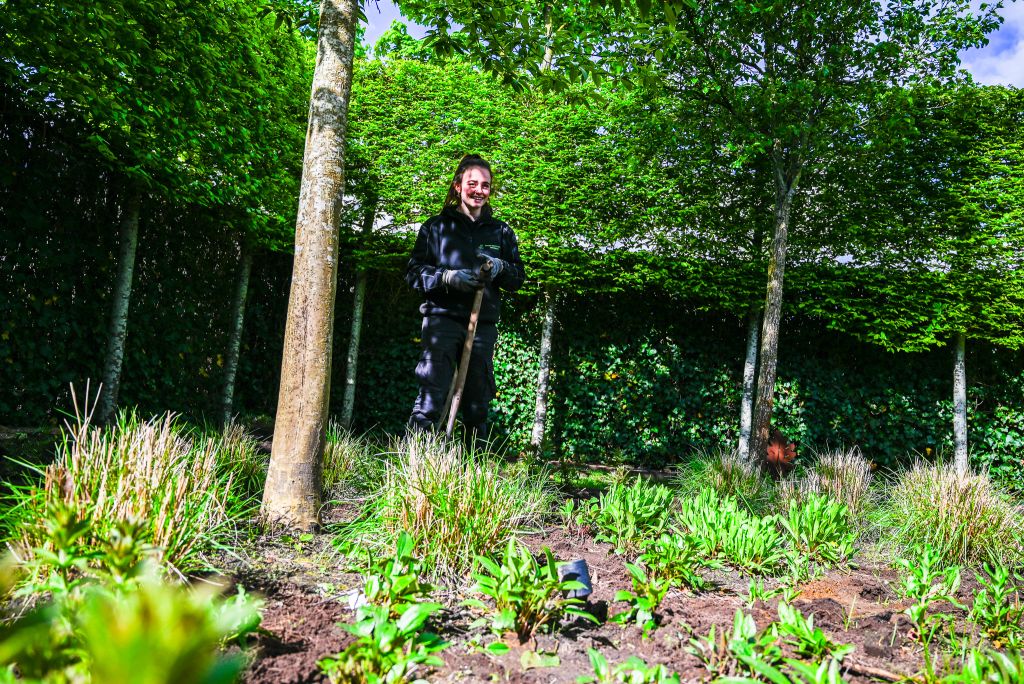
[780,493,857,566]
[639,530,713,591]
[969,563,1023,648]
[897,544,964,680]
[687,609,784,680]
[9,407,242,577]
[774,602,855,662]
[676,488,786,575]
[578,648,681,683]
[215,421,267,504]
[318,602,447,684]
[941,649,1024,684]
[591,477,674,554]
[359,531,434,619]
[674,448,776,516]
[794,447,874,522]
[746,578,785,606]
[560,498,598,538]
[464,540,596,643]
[611,562,670,639]
[334,432,552,580]
[322,421,383,497]
[879,461,1023,568]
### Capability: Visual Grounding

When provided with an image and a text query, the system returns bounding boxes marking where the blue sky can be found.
[362,0,1023,87]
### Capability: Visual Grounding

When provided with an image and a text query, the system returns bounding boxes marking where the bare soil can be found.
[230,506,980,684]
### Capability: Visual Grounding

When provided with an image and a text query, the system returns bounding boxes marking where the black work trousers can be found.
[408,315,498,445]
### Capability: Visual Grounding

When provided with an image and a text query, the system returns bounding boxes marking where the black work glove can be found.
[442,268,482,293]
[477,255,506,282]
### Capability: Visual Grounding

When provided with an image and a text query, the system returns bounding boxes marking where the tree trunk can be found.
[953,332,968,474]
[221,242,253,427]
[98,190,141,424]
[261,0,358,531]
[738,306,760,459]
[339,267,369,429]
[530,288,557,455]
[750,160,802,464]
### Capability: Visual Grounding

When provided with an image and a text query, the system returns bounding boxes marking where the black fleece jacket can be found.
[405,206,526,324]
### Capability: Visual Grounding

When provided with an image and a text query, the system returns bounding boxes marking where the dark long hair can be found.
[442,154,494,216]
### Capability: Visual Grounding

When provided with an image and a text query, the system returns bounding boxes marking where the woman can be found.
[405,154,526,446]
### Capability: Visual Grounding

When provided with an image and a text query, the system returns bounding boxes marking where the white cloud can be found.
[960,0,1024,86]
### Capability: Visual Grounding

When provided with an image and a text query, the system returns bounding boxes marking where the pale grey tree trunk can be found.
[530,288,557,454]
[221,242,253,426]
[261,0,358,531]
[738,306,760,459]
[953,332,968,474]
[339,207,373,429]
[750,154,803,463]
[98,191,141,424]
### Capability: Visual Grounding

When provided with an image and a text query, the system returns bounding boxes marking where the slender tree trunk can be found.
[339,269,369,429]
[738,306,760,459]
[953,332,968,474]
[98,190,141,424]
[530,288,557,455]
[261,0,358,531]
[221,242,253,427]
[750,160,802,464]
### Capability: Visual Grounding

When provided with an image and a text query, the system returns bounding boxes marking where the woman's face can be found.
[455,166,492,215]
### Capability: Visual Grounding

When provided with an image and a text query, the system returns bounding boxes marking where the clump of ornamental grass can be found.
[777,446,873,523]
[9,408,241,577]
[335,431,553,582]
[877,461,1023,568]
[215,421,268,505]
[322,420,384,498]
[674,447,776,516]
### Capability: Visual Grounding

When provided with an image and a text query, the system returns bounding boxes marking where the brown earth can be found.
[229,508,982,684]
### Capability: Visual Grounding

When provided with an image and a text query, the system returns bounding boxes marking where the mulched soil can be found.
[229,505,980,684]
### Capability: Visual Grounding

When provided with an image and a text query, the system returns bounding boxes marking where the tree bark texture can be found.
[953,332,968,474]
[261,0,358,530]
[221,242,253,427]
[738,306,760,459]
[98,191,141,424]
[530,288,557,454]
[750,163,802,463]
[339,269,367,429]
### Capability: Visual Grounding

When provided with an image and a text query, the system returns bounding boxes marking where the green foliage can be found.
[676,488,787,575]
[687,609,783,681]
[9,411,244,576]
[464,540,595,643]
[611,562,670,639]
[779,494,857,566]
[896,544,964,678]
[674,448,776,516]
[0,512,262,684]
[969,563,1024,648]
[578,648,681,684]
[878,462,1023,568]
[942,649,1024,684]
[588,477,674,554]
[773,603,855,662]
[333,432,552,580]
[322,422,384,497]
[359,532,435,620]
[318,602,447,684]
[638,531,711,592]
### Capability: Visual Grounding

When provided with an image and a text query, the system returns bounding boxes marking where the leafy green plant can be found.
[360,531,434,619]
[897,544,965,679]
[638,530,712,591]
[969,563,1023,648]
[941,649,1024,684]
[676,488,787,575]
[802,446,874,521]
[779,493,856,566]
[578,648,681,683]
[318,602,447,684]
[334,432,552,580]
[464,540,596,643]
[674,447,777,516]
[746,578,785,606]
[879,462,1023,568]
[591,477,674,554]
[773,602,855,662]
[611,562,670,639]
[687,608,784,680]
